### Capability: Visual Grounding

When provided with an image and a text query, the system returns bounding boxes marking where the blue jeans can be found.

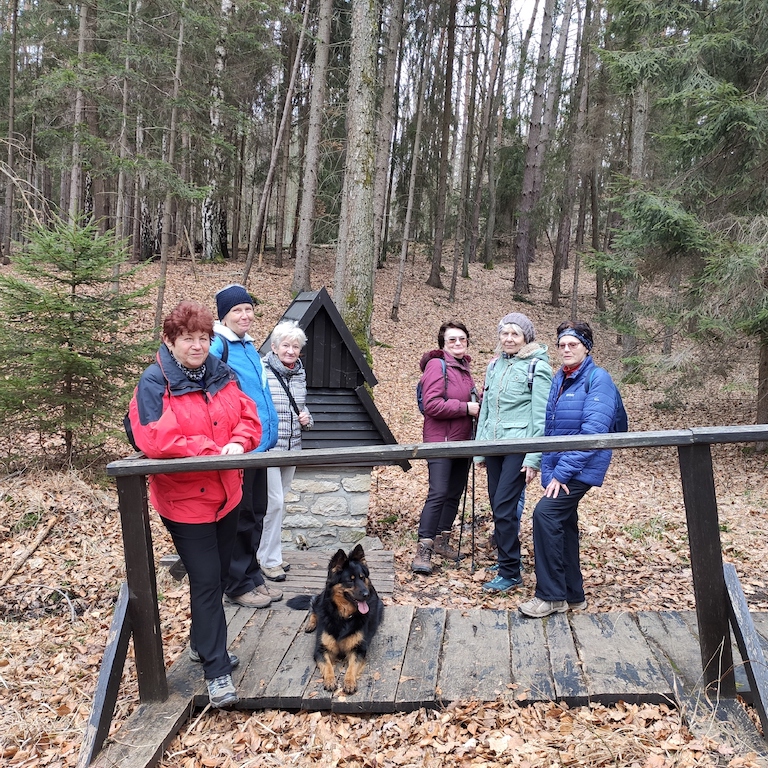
[531,479,591,603]
[485,454,526,580]
[417,457,470,540]
[162,509,239,680]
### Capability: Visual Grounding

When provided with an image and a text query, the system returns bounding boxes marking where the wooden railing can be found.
[79,425,768,765]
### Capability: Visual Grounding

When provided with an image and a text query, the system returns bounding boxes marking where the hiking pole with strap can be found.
[469,388,478,574]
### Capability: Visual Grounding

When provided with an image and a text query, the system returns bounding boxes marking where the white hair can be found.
[270,319,307,349]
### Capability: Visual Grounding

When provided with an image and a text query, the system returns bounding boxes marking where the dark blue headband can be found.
[557,328,593,352]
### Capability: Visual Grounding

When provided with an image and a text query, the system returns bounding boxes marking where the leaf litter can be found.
[1,248,767,766]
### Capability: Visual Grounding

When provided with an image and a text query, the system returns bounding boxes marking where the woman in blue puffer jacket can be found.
[518,321,616,618]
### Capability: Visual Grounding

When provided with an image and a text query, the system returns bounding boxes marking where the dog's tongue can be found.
[357,601,369,614]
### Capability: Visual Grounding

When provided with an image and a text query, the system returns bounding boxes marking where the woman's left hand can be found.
[221,442,245,455]
[298,410,311,427]
[522,466,538,485]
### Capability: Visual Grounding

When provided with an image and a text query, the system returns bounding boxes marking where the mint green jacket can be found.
[474,342,552,469]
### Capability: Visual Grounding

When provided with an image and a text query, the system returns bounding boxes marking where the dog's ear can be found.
[348,544,366,564]
[329,548,348,574]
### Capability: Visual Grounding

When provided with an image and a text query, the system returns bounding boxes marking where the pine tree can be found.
[0,217,152,464]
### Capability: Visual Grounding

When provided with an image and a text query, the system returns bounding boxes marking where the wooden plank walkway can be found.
[92,551,768,767]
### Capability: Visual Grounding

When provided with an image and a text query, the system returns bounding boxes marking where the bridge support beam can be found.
[678,443,735,696]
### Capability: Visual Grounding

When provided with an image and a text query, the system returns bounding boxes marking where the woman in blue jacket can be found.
[518,321,616,618]
[211,284,281,609]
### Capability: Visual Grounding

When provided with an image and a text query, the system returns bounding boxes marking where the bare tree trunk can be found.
[372,0,404,270]
[513,0,555,294]
[511,0,540,133]
[69,1,91,223]
[621,79,649,365]
[2,0,19,261]
[154,2,185,337]
[470,0,510,268]
[333,0,378,347]
[275,22,297,268]
[243,0,309,285]
[293,0,332,293]
[115,0,138,258]
[427,0,458,289]
[390,9,432,321]
[551,0,590,306]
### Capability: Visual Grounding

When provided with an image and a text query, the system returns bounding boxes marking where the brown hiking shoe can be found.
[433,531,463,561]
[411,538,434,574]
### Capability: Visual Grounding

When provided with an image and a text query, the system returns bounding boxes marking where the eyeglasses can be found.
[445,336,467,344]
[558,341,582,350]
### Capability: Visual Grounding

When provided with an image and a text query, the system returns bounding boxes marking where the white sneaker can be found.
[207,674,238,708]
[518,597,568,618]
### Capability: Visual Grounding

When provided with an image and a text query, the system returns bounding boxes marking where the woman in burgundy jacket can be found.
[412,321,480,574]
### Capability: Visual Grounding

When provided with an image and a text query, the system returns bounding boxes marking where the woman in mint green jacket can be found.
[475,312,552,592]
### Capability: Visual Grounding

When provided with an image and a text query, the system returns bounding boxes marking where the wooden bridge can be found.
[80,427,768,767]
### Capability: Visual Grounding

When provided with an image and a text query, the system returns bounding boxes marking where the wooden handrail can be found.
[106,424,768,476]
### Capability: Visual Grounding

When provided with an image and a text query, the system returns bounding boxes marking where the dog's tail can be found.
[285,594,313,610]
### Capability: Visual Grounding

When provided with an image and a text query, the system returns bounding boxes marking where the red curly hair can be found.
[162,300,214,344]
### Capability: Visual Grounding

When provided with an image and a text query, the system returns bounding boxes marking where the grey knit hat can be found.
[498,312,535,343]
[216,284,255,320]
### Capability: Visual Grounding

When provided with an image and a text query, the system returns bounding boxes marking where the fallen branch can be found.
[0,515,58,587]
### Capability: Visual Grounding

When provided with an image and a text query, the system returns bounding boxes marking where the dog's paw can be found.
[342,680,358,694]
[322,677,337,691]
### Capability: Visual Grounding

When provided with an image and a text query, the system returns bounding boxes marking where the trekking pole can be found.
[469,388,478,574]
[456,480,469,563]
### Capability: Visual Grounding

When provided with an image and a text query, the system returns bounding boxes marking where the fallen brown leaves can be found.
[1,249,767,767]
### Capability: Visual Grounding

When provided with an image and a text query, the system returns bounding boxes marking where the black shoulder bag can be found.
[267,362,302,416]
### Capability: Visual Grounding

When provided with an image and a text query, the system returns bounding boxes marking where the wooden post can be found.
[116,474,168,701]
[677,444,735,696]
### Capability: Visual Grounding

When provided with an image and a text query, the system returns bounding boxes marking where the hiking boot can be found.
[518,597,568,618]
[225,588,271,609]
[482,574,523,592]
[281,562,291,572]
[411,538,434,575]
[255,583,282,602]
[189,649,239,668]
[568,600,588,611]
[433,531,464,561]
[206,674,238,708]
[261,564,287,582]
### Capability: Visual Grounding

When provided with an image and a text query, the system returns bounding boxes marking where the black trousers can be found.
[485,453,526,580]
[225,467,268,598]
[162,509,239,680]
[417,457,470,540]
[532,479,591,603]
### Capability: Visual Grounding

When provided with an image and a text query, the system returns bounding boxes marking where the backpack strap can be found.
[213,331,229,363]
[527,358,538,391]
[267,362,302,416]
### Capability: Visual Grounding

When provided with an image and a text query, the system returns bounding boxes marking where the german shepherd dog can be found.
[286,544,383,693]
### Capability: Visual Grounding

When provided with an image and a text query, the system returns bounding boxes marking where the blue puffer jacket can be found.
[211,324,279,453]
[541,355,614,488]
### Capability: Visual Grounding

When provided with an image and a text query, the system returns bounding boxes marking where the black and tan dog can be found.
[286,544,383,693]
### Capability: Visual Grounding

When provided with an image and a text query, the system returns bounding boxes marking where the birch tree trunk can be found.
[292,0,333,293]
[513,0,555,293]
[427,0,458,289]
[333,0,378,347]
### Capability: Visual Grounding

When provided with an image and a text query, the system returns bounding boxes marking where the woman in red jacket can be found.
[412,321,480,575]
[129,301,261,709]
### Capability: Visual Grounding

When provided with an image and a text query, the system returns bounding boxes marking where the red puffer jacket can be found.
[419,350,478,443]
[128,344,262,523]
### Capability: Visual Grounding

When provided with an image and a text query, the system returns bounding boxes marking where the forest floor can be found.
[2,245,768,767]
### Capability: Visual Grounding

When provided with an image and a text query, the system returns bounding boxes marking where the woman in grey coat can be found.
[259,320,313,581]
